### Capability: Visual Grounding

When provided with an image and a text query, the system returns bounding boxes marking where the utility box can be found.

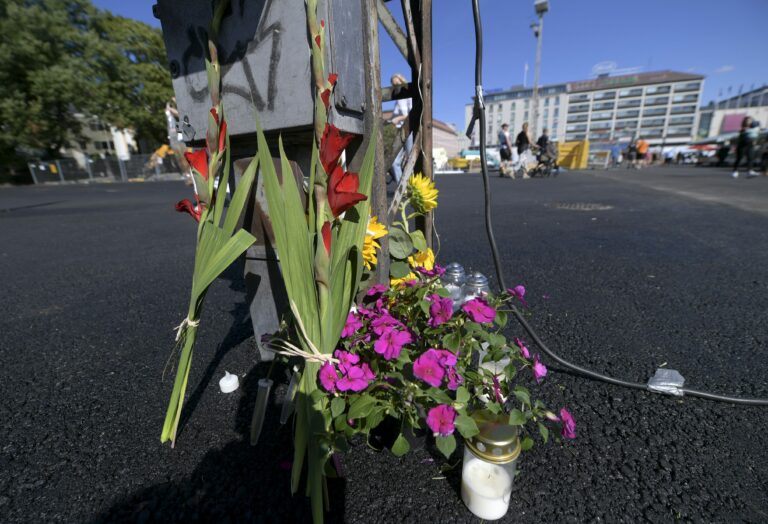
[153,0,367,141]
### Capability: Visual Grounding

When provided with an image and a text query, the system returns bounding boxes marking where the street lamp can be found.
[530,0,549,140]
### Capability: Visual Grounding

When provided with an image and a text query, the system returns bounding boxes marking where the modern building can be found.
[60,113,138,166]
[697,85,768,139]
[466,70,704,147]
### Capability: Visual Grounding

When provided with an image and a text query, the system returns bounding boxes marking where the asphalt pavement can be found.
[0,167,766,523]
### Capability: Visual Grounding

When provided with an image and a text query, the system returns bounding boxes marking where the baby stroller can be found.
[529,142,558,177]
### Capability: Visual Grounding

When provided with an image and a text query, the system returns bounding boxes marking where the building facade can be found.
[698,85,768,139]
[466,70,704,147]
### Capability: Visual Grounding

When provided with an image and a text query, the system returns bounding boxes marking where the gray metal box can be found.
[154,0,367,141]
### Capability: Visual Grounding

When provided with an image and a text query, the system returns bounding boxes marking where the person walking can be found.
[636,138,649,169]
[516,122,532,178]
[609,140,622,168]
[732,116,759,178]
[626,139,638,169]
[388,73,412,184]
[498,123,514,178]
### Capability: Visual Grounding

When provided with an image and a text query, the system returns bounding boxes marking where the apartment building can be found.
[466,70,704,147]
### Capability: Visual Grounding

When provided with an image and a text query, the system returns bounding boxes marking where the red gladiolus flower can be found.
[314,35,321,48]
[320,19,325,28]
[319,123,355,175]
[328,165,366,218]
[184,149,209,180]
[320,74,339,110]
[175,198,202,222]
[218,119,227,153]
[321,221,331,254]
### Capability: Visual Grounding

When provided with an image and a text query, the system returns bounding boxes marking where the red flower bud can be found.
[321,221,332,255]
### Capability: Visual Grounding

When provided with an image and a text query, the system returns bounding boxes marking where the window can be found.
[489,105,494,112]
[670,105,695,114]
[566,114,588,123]
[672,93,698,104]
[646,96,669,106]
[641,118,665,128]
[543,110,549,120]
[94,142,102,150]
[619,88,643,98]
[555,97,560,106]
[669,116,694,126]
[591,111,613,121]
[588,131,611,141]
[617,109,639,119]
[569,94,589,103]
[645,85,671,95]
[617,99,641,109]
[590,121,611,130]
[566,124,587,132]
[524,100,529,109]
[667,127,693,137]
[674,82,701,92]
[592,102,615,111]
[593,91,616,100]
[544,98,550,106]
[565,133,586,141]
[524,111,529,121]
[614,120,638,130]
[639,128,663,138]
[568,103,590,113]
[108,141,115,150]
[554,108,559,117]
[643,107,667,117]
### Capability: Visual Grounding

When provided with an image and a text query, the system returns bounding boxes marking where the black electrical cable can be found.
[467,0,767,406]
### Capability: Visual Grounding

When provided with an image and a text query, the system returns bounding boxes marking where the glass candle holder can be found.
[461,272,491,303]
[461,410,520,520]
[441,262,467,309]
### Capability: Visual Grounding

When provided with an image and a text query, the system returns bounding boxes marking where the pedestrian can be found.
[388,73,412,184]
[610,140,621,168]
[626,139,638,169]
[516,122,532,178]
[636,138,649,169]
[498,123,514,178]
[732,116,759,178]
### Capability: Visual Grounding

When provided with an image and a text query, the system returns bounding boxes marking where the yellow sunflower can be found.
[407,173,438,214]
[408,247,435,271]
[362,215,388,270]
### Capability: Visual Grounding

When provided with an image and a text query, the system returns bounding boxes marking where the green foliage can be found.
[436,434,456,458]
[0,0,173,173]
[391,433,411,457]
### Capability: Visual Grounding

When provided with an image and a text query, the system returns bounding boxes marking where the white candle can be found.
[219,371,239,393]
[461,456,513,520]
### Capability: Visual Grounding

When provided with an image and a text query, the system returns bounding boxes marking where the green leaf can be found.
[418,299,431,316]
[389,260,412,278]
[388,226,413,259]
[442,331,461,352]
[455,386,470,404]
[331,397,345,419]
[223,155,258,236]
[454,414,479,439]
[538,422,549,444]
[508,408,527,426]
[436,434,457,458]
[409,229,427,252]
[495,310,508,327]
[513,386,530,406]
[348,395,377,420]
[435,287,452,298]
[391,433,411,457]
[521,436,534,451]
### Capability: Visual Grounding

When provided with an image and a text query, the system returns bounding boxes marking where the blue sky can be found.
[96,0,768,130]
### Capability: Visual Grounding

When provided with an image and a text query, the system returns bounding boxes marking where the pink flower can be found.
[319,363,339,393]
[336,364,373,392]
[341,312,363,338]
[446,368,463,391]
[373,327,412,360]
[492,375,504,404]
[514,337,531,359]
[432,349,458,368]
[371,311,404,335]
[360,362,375,381]
[559,408,576,439]
[334,349,360,373]
[532,354,547,383]
[507,285,528,306]
[426,404,457,436]
[462,297,496,324]
[413,351,445,387]
[428,294,453,327]
[366,284,388,297]
[416,264,446,278]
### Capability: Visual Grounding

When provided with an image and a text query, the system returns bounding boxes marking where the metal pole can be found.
[530,14,544,140]
[85,158,93,181]
[55,160,65,183]
[27,163,39,185]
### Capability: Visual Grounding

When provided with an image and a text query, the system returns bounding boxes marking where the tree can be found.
[0,0,173,180]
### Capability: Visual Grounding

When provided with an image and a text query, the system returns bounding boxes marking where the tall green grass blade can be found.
[223,155,258,236]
